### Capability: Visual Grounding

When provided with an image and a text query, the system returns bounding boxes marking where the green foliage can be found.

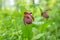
[0,0,60,40]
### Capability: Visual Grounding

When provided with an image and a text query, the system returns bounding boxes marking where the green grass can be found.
[0,0,60,40]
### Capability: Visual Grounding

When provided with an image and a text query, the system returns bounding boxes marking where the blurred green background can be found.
[0,0,60,40]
